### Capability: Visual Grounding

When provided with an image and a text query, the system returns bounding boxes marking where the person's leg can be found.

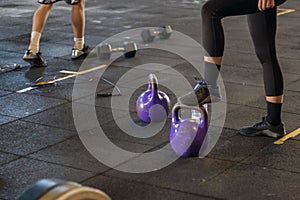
[179,0,261,105]
[29,4,53,53]
[239,7,285,138]
[72,0,85,49]
[202,0,286,88]
[201,0,263,88]
[23,4,53,67]
[71,0,90,59]
[248,8,284,123]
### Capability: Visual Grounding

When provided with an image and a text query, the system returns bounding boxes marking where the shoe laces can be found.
[253,117,268,128]
[194,77,207,91]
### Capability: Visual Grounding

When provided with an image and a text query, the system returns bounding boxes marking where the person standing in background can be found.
[23,0,90,67]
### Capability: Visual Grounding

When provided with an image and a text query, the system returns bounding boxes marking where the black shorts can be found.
[37,0,80,5]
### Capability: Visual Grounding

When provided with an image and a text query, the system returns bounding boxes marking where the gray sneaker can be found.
[71,44,91,60]
[23,50,47,67]
[178,78,221,106]
[239,116,286,138]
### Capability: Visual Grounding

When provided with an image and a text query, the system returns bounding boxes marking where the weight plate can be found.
[55,186,111,200]
[17,179,67,200]
[39,183,80,200]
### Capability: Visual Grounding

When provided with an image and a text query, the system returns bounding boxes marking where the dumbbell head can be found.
[141,29,155,43]
[141,25,173,43]
[97,43,112,60]
[123,41,137,58]
[158,25,172,39]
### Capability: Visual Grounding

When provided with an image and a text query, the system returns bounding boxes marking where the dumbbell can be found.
[141,25,172,43]
[17,179,111,200]
[97,41,137,60]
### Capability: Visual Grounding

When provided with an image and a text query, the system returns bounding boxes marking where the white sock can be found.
[74,37,84,50]
[29,31,41,54]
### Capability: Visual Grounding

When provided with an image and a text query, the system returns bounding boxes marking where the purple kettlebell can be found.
[170,103,208,157]
[136,74,170,122]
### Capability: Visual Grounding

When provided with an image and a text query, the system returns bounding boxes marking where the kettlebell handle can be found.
[172,103,208,122]
[148,73,158,90]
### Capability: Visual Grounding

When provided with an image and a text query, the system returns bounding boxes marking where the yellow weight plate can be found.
[56,186,111,200]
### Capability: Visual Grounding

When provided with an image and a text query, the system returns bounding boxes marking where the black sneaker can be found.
[239,116,286,138]
[23,50,47,67]
[71,44,91,60]
[178,78,221,106]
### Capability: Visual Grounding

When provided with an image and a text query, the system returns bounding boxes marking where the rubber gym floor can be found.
[0,0,299,199]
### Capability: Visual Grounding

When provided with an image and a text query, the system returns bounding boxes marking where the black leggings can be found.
[202,0,286,96]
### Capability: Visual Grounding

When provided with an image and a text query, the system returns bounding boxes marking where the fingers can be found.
[258,0,263,11]
[269,0,275,9]
[258,0,275,11]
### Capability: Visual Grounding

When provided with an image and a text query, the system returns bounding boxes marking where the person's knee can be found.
[35,4,53,16]
[39,4,54,11]
[201,1,218,19]
[72,0,84,9]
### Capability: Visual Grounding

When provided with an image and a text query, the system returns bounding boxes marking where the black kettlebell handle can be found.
[172,103,208,122]
[148,73,158,90]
